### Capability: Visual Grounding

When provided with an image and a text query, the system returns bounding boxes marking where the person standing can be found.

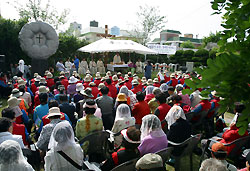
[144,60,152,80]
[97,58,105,74]
[113,53,121,64]
[65,58,73,72]
[89,58,97,75]
[56,60,65,72]
[74,55,80,72]
[136,59,143,73]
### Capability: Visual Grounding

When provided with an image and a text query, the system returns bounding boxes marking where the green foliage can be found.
[209,48,219,59]
[187,0,250,135]
[133,5,167,45]
[183,50,194,61]
[180,40,195,49]
[202,32,221,47]
[10,0,70,30]
[0,18,30,69]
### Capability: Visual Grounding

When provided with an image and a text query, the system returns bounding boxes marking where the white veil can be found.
[18,60,25,73]
[165,106,186,130]
[145,86,155,95]
[140,114,166,140]
[0,140,34,171]
[119,86,129,97]
[115,104,132,121]
[160,84,168,93]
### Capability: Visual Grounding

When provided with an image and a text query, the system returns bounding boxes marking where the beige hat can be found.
[69,76,78,84]
[18,79,27,87]
[60,71,65,75]
[76,83,84,92]
[170,73,176,78]
[136,153,163,170]
[141,77,147,82]
[38,86,49,94]
[98,83,105,90]
[11,88,23,98]
[40,77,47,84]
[184,74,190,79]
[112,75,118,81]
[72,71,77,76]
[147,79,153,85]
[117,79,123,85]
[46,107,62,118]
[124,76,129,81]
[116,93,127,102]
[34,75,41,82]
[106,71,112,76]
[89,82,96,87]
[84,76,91,82]
[80,88,93,98]
[153,78,159,83]
[44,70,50,76]
[117,72,122,75]
[47,72,53,79]
[132,79,139,85]
[128,72,132,75]
[142,80,147,85]
[33,73,38,78]
[7,97,21,108]
[86,70,91,74]
[59,75,65,79]
[96,74,101,79]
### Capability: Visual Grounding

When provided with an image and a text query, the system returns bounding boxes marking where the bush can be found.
[183,50,194,61]
[194,49,209,58]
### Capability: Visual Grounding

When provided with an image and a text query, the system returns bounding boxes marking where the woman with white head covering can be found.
[45,121,84,171]
[18,60,25,74]
[117,86,137,109]
[138,114,168,156]
[111,104,136,148]
[144,85,155,103]
[165,106,191,156]
[0,140,34,171]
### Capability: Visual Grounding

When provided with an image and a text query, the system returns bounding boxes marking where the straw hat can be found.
[60,71,65,75]
[112,75,118,81]
[124,77,129,81]
[80,88,93,98]
[89,82,96,87]
[95,74,101,79]
[46,107,62,118]
[38,86,49,94]
[142,80,147,85]
[133,74,137,77]
[116,93,127,102]
[35,75,41,82]
[106,71,112,76]
[76,83,84,92]
[39,77,47,84]
[11,88,23,98]
[18,79,27,87]
[7,97,21,108]
[47,72,53,79]
[33,73,38,78]
[117,72,122,75]
[132,79,139,85]
[72,71,77,76]
[84,76,91,82]
[147,79,153,85]
[153,78,159,83]
[128,72,132,76]
[98,83,105,90]
[136,153,163,170]
[69,76,78,84]
[59,75,65,79]
[141,77,147,82]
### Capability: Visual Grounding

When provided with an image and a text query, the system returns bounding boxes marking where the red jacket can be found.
[61,78,69,91]
[156,103,171,123]
[42,112,66,126]
[129,77,133,83]
[107,84,117,98]
[132,101,150,125]
[90,86,99,99]
[153,83,161,87]
[83,81,90,88]
[220,125,248,154]
[164,76,170,82]
[144,94,155,103]
[46,78,55,88]
[171,78,178,88]
[31,83,38,95]
[179,78,185,85]
[131,86,142,94]
[94,79,101,86]
[12,122,28,145]
[34,94,40,107]
[124,81,132,90]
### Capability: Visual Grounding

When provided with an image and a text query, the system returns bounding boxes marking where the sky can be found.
[0,0,224,40]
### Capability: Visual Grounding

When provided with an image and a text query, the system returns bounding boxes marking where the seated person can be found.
[154,93,171,126]
[101,127,141,171]
[76,99,103,141]
[138,115,168,156]
[135,153,164,171]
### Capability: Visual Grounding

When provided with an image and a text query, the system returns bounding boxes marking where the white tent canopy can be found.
[78,38,157,55]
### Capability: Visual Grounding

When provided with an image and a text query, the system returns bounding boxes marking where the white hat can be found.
[33,73,38,78]
[38,86,49,94]
[84,76,91,82]
[44,70,50,76]
[7,97,21,108]
[141,77,147,82]
[112,75,118,81]
[34,75,41,82]
[124,76,129,81]
[184,74,190,79]
[11,88,23,98]
[98,83,105,90]
[80,88,93,98]
[47,72,53,79]
[86,70,91,74]
[132,79,139,85]
[95,74,101,79]
[39,77,47,84]
[136,153,163,170]
[68,76,78,84]
[170,73,176,78]
[60,71,65,75]
[89,82,96,87]
[72,71,77,76]
[147,79,153,85]
[46,107,62,118]
[106,71,112,76]
[153,78,159,83]
[76,83,84,92]
[18,79,27,87]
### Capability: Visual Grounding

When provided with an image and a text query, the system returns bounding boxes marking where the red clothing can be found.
[171,78,178,88]
[156,103,171,122]
[12,122,28,145]
[128,77,133,83]
[132,101,150,125]
[164,76,170,82]
[31,83,38,95]
[94,79,101,86]
[90,86,99,99]
[179,78,185,85]
[144,94,155,103]
[220,125,249,154]
[42,112,66,126]
[83,81,90,88]
[119,76,124,80]
[107,84,117,98]
[131,86,142,94]
[192,100,211,121]
[34,94,40,107]
[124,81,132,90]
[153,83,161,87]
[112,81,118,86]
[61,78,69,91]
[46,78,55,88]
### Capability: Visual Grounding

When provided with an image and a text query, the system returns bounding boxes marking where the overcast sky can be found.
[0,0,224,40]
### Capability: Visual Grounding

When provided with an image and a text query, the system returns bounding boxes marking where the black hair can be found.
[39,93,48,104]
[136,91,145,102]
[155,93,167,104]
[18,85,26,93]
[160,80,165,84]
[170,95,182,103]
[211,151,227,160]
[54,77,60,84]
[59,94,68,103]
[1,108,15,120]
[16,71,23,77]
[234,102,245,113]
[106,78,112,85]
[100,86,109,95]
[0,117,12,132]
[168,87,175,92]
[84,99,96,114]
[122,126,141,150]
[48,100,59,108]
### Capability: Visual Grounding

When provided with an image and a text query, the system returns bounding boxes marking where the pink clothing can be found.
[178,92,191,106]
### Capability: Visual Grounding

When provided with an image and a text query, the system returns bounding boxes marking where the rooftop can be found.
[167,36,202,44]
[161,29,181,34]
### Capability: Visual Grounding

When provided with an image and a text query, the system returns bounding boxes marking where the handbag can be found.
[58,151,86,170]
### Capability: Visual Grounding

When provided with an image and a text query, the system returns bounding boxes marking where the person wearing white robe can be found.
[113,53,121,64]
[97,59,105,74]
[89,59,97,75]
[136,59,143,73]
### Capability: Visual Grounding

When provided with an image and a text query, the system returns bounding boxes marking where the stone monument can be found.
[19,21,59,75]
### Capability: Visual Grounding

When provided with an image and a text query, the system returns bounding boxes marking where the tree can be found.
[10,0,70,29]
[180,40,195,49]
[184,0,250,135]
[202,32,221,47]
[132,5,167,45]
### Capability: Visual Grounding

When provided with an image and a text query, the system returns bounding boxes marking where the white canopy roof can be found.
[78,38,157,55]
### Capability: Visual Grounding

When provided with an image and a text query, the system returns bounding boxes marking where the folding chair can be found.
[169,134,202,171]
[111,158,138,171]
[79,130,110,163]
[155,147,174,165]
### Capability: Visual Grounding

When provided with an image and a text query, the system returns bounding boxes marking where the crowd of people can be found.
[0,58,249,171]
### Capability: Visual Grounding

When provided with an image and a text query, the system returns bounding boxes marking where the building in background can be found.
[68,22,82,37]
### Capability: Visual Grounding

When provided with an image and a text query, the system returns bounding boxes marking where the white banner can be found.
[147,44,176,55]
